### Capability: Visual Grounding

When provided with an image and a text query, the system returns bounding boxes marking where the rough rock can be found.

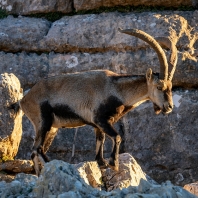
[0,50,197,90]
[0,73,23,160]
[0,158,196,197]
[74,0,197,12]
[31,160,98,198]
[101,153,148,191]
[74,153,151,191]
[0,15,51,53]
[1,11,198,53]
[75,161,102,189]
[0,0,73,15]
[0,173,15,183]
[0,159,33,173]
[0,173,38,197]
[184,183,198,196]
[0,0,197,15]
[0,11,198,88]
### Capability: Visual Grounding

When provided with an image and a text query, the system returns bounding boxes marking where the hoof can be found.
[38,146,50,162]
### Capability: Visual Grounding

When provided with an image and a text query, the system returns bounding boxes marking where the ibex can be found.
[12,28,177,175]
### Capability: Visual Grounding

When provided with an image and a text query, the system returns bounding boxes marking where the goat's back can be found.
[20,70,119,122]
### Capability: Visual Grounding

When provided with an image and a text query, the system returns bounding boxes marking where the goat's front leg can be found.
[96,123,121,171]
[31,125,55,175]
[95,128,108,168]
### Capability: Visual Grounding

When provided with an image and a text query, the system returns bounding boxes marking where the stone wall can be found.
[0,1,197,187]
[0,73,23,160]
[0,11,198,89]
[0,0,197,15]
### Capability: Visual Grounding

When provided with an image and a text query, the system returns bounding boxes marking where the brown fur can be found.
[13,28,177,175]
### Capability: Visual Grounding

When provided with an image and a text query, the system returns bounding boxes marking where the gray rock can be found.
[0,11,197,88]
[30,160,95,198]
[0,0,197,15]
[0,50,197,90]
[0,11,198,54]
[0,73,23,159]
[0,158,196,197]
[0,159,33,173]
[43,11,198,53]
[0,173,37,198]
[0,15,51,52]
[0,0,73,15]
[74,0,195,12]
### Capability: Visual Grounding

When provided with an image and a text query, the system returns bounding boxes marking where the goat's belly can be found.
[52,116,86,128]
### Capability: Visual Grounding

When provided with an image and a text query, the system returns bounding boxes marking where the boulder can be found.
[0,0,73,15]
[74,153,152,191]
[100,153,149,191]
[74,161,102,189]
[0,159,33,173]
[0,73,23,160]
[0,173,38,197]
[0,156,196,197]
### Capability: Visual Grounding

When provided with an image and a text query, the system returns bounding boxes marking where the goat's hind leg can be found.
[95,128,108,168]
[38,127,58,164]
[31,127,57,175]
[31,131,46,176]
[31,101,54,175]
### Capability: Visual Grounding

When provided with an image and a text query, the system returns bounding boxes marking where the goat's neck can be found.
[115,76,149,107]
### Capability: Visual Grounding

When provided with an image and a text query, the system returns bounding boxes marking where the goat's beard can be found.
[153,103,162,115]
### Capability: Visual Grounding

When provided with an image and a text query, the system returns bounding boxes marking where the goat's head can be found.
[118,28,177,114]
[146,68,173,114]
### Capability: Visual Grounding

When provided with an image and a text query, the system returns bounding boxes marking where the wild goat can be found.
[12,28,177,175]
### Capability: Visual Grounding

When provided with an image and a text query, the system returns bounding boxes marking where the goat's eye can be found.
[157,86,162,90]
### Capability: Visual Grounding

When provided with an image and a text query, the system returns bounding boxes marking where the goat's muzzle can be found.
[153,103,173,115]
[162,103,173,114]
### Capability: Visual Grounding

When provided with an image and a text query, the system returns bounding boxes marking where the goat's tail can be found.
[8,101,22,117]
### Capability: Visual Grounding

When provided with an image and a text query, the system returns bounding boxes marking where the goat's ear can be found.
[146,68,153,82]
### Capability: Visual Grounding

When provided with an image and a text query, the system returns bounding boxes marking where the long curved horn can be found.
[155,37,178,81]
[118,28,168,80]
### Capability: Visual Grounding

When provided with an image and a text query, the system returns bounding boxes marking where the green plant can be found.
[0,8,8,19]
